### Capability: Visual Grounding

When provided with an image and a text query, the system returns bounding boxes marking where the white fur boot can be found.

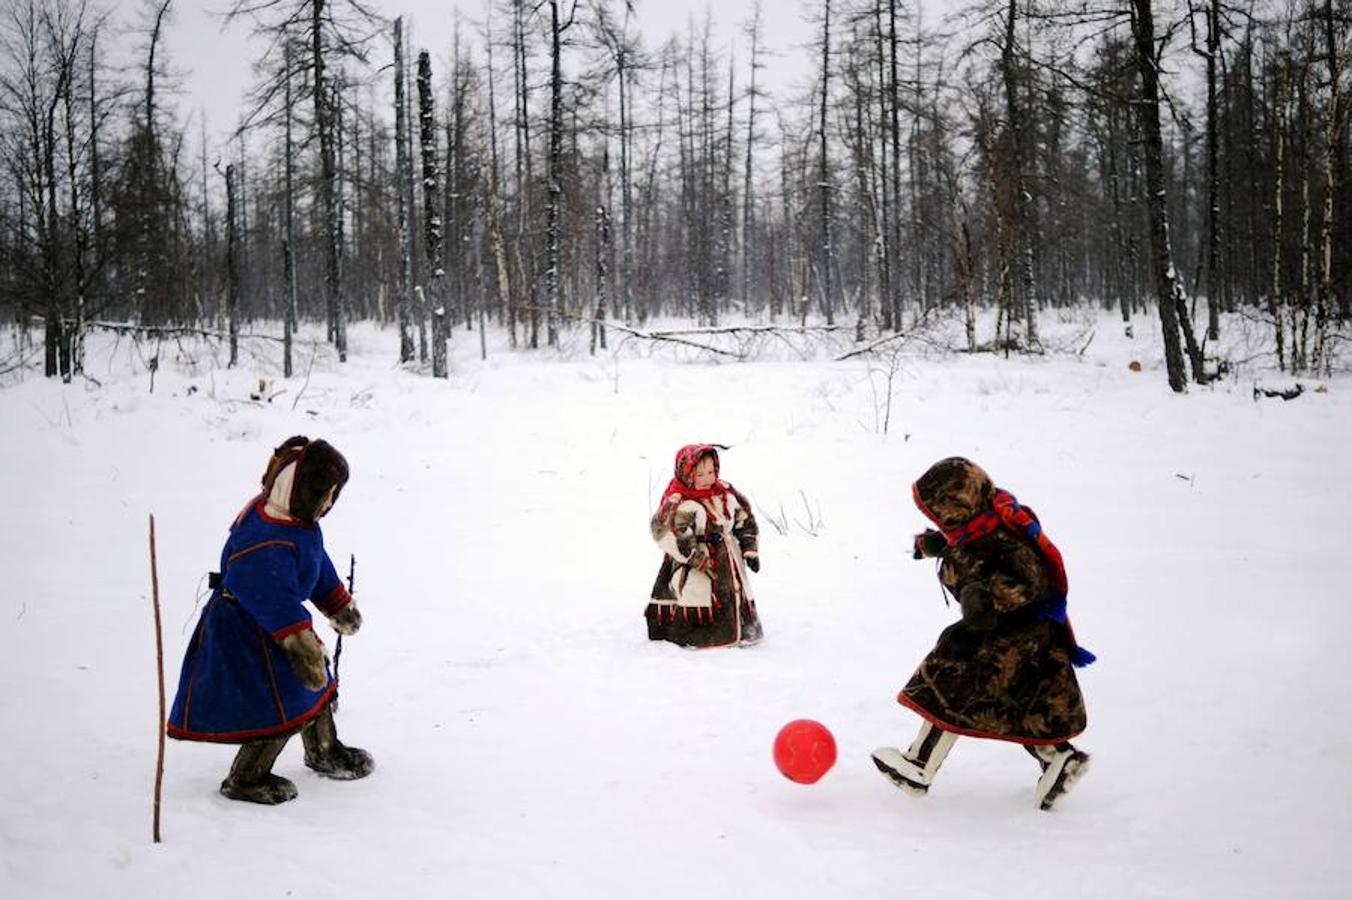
[1033,744,1091,811]
[872,722,957,795]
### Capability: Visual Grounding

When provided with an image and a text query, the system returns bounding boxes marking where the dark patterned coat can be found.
[899,458,1087,745]
[646,445,762,648]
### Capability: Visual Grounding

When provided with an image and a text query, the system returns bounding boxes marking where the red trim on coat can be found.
[271,619,314,641]
[227,539,297,564]
[896,692,1083,746]
[234,494,265,528]
[167,682,337,743]
[181,596,216,729]
[315,583,352,617]
[260,628,288,722]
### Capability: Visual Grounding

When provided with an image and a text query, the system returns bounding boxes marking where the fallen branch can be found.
[575,319,740,358]
[1253,383,1304,401]
[81,320,292,345]
[641,323,847,339]
[836,330,911,361]
[546,310,858,360]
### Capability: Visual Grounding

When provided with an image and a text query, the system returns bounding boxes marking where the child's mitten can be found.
[913,529,947,559]
[744,551,760,572]
[329,603,362,636]
[280,629,329,690]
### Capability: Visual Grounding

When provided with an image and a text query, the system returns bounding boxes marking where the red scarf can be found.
[660,478,732,522]
[914,484,1069,598]
[914,482,1092,665]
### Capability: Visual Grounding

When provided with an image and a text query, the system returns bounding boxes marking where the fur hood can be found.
[261,436,349,524]
[913,456,994,530]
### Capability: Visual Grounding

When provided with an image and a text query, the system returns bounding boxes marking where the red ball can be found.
[773,719,837,784]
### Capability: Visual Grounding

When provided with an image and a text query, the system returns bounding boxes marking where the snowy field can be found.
[1,310,1349,899]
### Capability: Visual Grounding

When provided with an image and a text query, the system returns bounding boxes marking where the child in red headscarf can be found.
[646,444,763,648]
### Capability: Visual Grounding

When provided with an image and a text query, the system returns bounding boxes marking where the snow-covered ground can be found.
[1,310,1348,899]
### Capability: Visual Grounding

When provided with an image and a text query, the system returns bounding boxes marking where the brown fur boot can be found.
[302,702,374,780]
[220,737,297,804]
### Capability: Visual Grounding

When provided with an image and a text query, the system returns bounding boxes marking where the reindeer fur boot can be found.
[1032,742,1091,811]
[302,702,374,780]
[872,721,958,795]
[220,737,297,804]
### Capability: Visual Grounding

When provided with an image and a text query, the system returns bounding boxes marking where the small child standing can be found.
[872,456,1094,811]
[167,436,374,804]
[646,444,763,648]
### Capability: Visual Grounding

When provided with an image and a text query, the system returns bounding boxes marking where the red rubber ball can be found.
[773,719,837,784]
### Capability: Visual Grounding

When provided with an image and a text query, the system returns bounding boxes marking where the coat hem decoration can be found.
[897,692,1084,747]
[167,681,337,744]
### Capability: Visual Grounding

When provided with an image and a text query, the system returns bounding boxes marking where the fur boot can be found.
[1033,743,1091,810]
[872,721,958,795]
[220,737,296,804]
[302,702,374,780]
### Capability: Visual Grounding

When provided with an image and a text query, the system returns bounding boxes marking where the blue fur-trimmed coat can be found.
[167,497,352,743]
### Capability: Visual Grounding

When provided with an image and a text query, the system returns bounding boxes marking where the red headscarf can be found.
[660,444,732,519]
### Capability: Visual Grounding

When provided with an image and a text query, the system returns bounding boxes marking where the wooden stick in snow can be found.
[149,514,166,844]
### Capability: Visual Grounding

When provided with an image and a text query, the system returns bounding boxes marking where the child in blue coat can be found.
[168,436,373,804]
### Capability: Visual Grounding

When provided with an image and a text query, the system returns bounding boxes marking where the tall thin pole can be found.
[149,514,165,844]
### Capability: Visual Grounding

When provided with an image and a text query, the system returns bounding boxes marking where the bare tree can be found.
[484,10,515,347]
[225,161,239,366]
[225,0,382,364]
[1130,0,1189,391]
[741,0,764,314]
[817,0,836,325]
[544,0,578,347]
[393,17,414,362]
[1316,0,1342,371]
[417,49,447,377]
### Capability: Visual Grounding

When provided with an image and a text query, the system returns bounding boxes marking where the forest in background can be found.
[0,0,1347,391]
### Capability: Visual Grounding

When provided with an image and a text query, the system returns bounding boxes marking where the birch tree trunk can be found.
[1131,0,1187,392]
[514,0,538,348]
[393,18,414,362]
[283,38,296,377]
[311,0,346,362]
[873,0,893,332]
[591,202,611,354]
[1000,0,1037,348]
[888,0,903,330]
[1296,62,1312,373]
[742,2,762,314]
[818,0,835,325]
[417,49,447,377]
[226,163,240,368]
[545,0,565,347]
[1271,54,1288,371]
[485,14,515,348]
[1317,0,1340,370]
[333,73,348,356]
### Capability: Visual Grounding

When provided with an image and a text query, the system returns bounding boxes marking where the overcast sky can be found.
[148,0,961,147]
